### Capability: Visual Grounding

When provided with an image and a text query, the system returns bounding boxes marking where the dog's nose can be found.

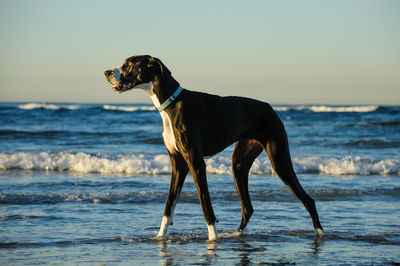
[104,70,112,76]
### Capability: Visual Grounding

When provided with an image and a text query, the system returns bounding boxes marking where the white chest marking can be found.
[160,111,179,153]
[139,82,178,153]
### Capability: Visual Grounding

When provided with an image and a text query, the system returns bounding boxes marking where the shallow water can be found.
[1,171,399,265]
[1,103,400,264]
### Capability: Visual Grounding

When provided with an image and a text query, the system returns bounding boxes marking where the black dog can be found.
[105,55,324,240]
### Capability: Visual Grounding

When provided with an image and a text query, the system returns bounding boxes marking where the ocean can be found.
[0,102,399,265]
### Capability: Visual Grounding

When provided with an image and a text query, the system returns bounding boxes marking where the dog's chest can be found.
[160,111,178,153]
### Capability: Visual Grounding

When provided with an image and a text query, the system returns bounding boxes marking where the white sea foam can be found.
[17,103,378,113]
[273,106,290,112]
[308,105,379,113]
[0,152,398,176]
[0,152,171,175]
[18,103,79,110]
[292,156,399,176]
[103,105,155,112]
[273,105,379,113]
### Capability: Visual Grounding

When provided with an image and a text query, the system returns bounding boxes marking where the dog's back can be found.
[171,89,281,155]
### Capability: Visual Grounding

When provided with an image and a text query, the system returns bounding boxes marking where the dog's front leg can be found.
[185,153,218,241]
[157,153,189,238]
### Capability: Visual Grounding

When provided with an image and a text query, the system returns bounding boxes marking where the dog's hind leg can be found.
[265,121,324,236]
[157,152,189,237]
[232,139,263,233]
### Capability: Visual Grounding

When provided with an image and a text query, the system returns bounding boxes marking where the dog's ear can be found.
[148,57,171,76]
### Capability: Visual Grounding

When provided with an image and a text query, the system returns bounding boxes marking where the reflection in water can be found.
[158,240,173,266]
[155,233,325,265]
[236,242,254,265]
[157,240,217,265]
[234,240,268,265]
[310,235,324,258]
[201,242,217,263]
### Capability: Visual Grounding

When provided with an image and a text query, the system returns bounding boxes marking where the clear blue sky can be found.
[0,0,399,104]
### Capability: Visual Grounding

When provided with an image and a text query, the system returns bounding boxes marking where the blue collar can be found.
[156,86,183,112]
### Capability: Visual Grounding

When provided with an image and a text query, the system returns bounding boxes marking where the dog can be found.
[104,55,324,240]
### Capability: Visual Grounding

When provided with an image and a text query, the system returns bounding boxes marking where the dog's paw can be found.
[231,230,243,237]
[315,228,325,237]
[156,233,167,240]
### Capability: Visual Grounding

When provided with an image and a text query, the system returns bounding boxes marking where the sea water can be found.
[0,102,399,265]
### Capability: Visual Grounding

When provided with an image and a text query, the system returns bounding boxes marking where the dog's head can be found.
[104,55,171,93]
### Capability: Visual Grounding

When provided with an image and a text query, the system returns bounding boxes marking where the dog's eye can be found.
[122,64,131,72]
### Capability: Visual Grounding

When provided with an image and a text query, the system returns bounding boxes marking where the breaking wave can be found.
[274,105,379,113]
[18,103,79,110]
[102,105,155,112]
[13,103,385,113]
[15,103,156,112]
[0,152,398,176]
[308,105,379,113]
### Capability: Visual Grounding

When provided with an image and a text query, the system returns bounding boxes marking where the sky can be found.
[0,0,399,105]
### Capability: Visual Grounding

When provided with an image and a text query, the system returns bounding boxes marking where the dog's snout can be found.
[104,70,113,76]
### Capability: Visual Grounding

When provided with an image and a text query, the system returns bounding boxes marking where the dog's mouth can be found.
[112,82,135,93]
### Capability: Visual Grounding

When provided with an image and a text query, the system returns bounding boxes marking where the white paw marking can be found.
[207,224,218,241]
[157,216,171,237]
[315,228,325,237]
[156,196,179,237]
[231,230,243,237]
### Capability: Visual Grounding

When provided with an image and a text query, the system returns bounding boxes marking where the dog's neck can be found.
[138,76,180,111]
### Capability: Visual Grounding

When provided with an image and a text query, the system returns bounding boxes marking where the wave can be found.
[1,187,399,205]
[0,215,60,221]
[14,103,156,112]
[1,231,399,249]
[1,231,398,250]
[6,103,397,114]
[291,156,399,176]
[0,237,124,249]
[208,155,400,176]
[0,129,120,138]
[0,152,398,176]
[102,105,155,112]
[356,121,400,128]
[274,105,379,113]
[18,103,79,110]
[344,138,400,149]
[308,105,379,113]
[0,152,171,175]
